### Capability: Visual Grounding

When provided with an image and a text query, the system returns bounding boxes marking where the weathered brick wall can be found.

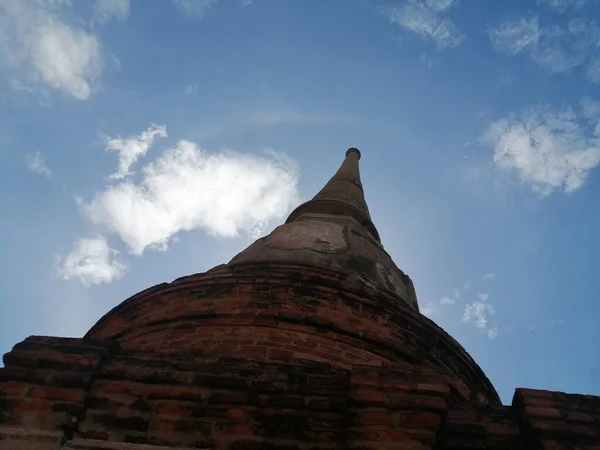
[2,337,600,449]
[1,337,449,449]
[0,336,118,449]
[85,262,499,406]
[513,388,600,449]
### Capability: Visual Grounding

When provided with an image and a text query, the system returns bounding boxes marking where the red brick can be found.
[416,383,450,396]
[566,411,595,423]
[349,390,388,406]
[388,395,447,412]
[381,380,412,391]
[153,401,191,417]
[0,381,28,397]
[12,398,52,413]
[400,411,441,429]
[518,388,555,398]
[225,408,248,421]
[486,423,520,436]
[28,385,85,403]
[355,409,395,426]
[524,406,562,418]
[76,430,110,440]
[351,377,382,389]
[269,349,294,360]
[214,423,254,435]
[446,408,477,422]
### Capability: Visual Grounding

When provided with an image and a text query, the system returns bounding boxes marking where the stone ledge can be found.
[0,426,63,450]
[62,439,211,450]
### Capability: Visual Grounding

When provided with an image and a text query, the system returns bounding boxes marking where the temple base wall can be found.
[2,337,600,449]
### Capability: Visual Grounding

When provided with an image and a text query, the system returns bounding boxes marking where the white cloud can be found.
[487,327,499,339]
[93,0,130,25]
[104,124,167,180]
[171,0,218,18]
[388,0,464,50]
[79,127,300,255]
[425,0,456,12]
[489,16,600,77]
[463,293,495,331]
[184,84,199,96]
[586,58,600,83]
[483,273,496,280]
[581,96,600,120]
[452,288,460,299]
[421,296,455,317]
[483,103,600,195]
[58,235,126,286]
[439,296,455,305]
[477,292,489,302]
[537,0,597,12]
[497,75,515,89]
[25,151,52,178]
[488,16,540,55]
[0,0,103,99]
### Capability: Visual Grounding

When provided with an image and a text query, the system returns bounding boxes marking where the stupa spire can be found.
[228,148,418,310]
[285,148,380,242]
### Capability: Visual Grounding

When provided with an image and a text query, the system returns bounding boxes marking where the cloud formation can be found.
[78,125,300,256]
[462,293,498,339]
[483,102,600,195]
[488,16,600,81]
[171,0,218,18]
[388,0,465,50]
[105,124,167,179]
[0,0,105,99]
[25,151,52,178]
[421,296,455,317]
[92,0,131,25]
[537,0,598,13]
[184,84,199,96]
[58,235,126,286]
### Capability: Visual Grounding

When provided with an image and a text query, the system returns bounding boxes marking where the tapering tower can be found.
[2,150,598,450]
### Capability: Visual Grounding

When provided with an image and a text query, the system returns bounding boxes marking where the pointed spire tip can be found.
[346,147,361,160]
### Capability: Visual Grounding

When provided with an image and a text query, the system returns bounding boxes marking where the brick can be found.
[486,423,520,436]
[214,423,254,435]
[208,392,261,405]
[75,430,110,441]
[380,380,411,391]
[446,408,477,422]
[266,395,306,409]
[354,409,395,426]
[90,413,150,433]
[0,382,28,397]
[566,411,595,423]
[349,390,387,406]
[149,417,212,435]
[416,383,450,396]
[388,395,447,412]
[350,428,434,444]
[193,375,248,390]
[400,411,441,430]
[524,406,562,418]
[153,401,191,417]
[28,385,85,403]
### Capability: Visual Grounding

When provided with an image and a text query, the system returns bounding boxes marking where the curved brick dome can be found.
[85,149,500,406]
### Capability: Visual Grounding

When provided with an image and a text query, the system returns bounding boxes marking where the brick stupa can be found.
[1,149,599,449]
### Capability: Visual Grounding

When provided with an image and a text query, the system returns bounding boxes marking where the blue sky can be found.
[1,0,600,405]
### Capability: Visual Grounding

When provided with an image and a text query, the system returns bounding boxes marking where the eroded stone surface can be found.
[228,217,417,310]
